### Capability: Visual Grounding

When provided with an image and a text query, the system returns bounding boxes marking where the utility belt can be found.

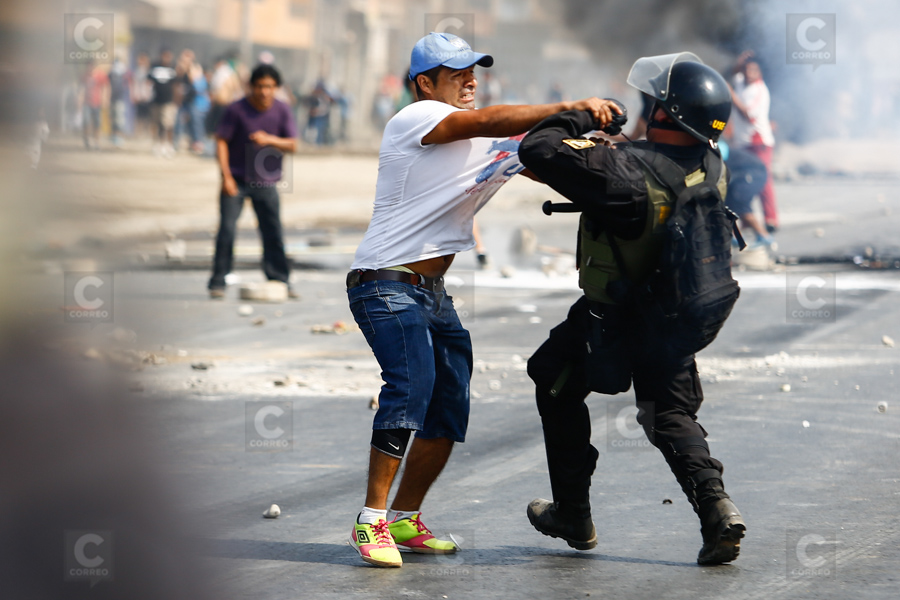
[346,269,445,294]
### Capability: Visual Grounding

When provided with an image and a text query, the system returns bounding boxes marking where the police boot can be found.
[526,498,597,550]
[693,469,746,565]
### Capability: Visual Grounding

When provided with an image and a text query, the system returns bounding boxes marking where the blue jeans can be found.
[348,280,473,442]
[174,105,209,146]
[189,105,208,144]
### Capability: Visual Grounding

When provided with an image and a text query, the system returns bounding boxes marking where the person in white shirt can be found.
[346,31,620,568]
[730,51,779,233]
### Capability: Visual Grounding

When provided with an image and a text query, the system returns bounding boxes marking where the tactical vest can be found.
[578,149,728,304]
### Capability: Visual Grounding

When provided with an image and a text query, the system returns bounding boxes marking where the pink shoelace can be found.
[371,519,393,545]
[408,513,429,534]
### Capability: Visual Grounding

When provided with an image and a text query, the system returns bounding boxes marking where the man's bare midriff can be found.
[403,254,455,279]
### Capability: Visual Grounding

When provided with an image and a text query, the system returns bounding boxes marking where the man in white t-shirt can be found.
[730,51,778,233]
[346,32,620,568]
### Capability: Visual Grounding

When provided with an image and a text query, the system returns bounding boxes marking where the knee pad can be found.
[371,428,411,459]
[669,435,710,458]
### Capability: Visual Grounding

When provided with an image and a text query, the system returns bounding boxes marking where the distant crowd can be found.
[61,48,354,156]
[57,48,555,159]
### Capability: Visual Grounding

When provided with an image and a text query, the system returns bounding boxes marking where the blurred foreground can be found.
[1,134,899,597]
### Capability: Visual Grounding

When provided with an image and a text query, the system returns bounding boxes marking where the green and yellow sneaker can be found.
[350,517,402,567]
[388,512,458,554]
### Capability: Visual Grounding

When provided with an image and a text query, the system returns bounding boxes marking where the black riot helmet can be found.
[627,52,732,148]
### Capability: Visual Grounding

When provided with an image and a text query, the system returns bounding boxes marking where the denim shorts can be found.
[348,280,473,442]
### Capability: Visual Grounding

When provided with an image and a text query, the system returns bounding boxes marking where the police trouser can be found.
[527,296,724,509]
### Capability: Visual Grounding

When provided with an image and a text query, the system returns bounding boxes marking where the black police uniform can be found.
[518,108,729,517]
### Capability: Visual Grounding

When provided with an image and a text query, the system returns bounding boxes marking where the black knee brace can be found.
[371,428,412,459]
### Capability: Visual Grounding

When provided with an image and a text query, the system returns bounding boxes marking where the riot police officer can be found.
[518,53,746,565]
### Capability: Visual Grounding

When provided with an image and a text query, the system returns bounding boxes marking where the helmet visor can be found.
[626,52,704,100]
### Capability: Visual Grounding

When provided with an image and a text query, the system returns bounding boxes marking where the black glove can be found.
[600,99,628,136]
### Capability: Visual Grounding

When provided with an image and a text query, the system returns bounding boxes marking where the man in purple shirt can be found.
[208,64,298,298]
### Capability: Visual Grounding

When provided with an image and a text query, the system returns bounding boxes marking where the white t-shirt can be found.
[352,100,525,270]
[731,73,775,148]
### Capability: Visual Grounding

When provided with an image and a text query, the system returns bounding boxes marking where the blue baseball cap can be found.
[409,32,493,80]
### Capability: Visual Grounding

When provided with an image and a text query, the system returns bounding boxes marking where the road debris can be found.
[883,335,895,348]
[263,504,281,519]
[238,304,254,316]
[877,401,888,413]
[146,353,167,366]
[240,281,288,302]
[311,320,352,334]
[165,239,187,262]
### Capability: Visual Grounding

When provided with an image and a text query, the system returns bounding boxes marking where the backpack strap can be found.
[624,145,721,203]
[625,145,745,250]
[603,144,692,299]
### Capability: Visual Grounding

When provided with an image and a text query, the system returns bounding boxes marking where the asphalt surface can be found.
[30,271,900,599]
[19,174,900,599]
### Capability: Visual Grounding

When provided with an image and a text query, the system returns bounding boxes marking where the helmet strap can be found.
[649,118,684,132]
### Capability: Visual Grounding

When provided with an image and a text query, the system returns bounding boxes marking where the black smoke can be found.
[561,0,900,143]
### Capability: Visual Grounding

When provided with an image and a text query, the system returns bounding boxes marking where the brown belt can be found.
[346,269,444,293]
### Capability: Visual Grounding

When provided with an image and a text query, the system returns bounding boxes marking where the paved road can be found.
[13,152,900,598]
[30,260,899,600]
